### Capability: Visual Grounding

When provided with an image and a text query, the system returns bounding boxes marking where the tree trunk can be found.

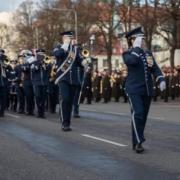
[107,55,112,73]
[176,17,180,49]
[170,48,175,68]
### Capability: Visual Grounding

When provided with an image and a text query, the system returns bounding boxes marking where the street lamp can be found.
[51,8,78,42]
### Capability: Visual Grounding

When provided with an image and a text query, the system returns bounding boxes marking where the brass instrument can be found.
[81,48,90,58]
[50,57,57,82]
[50,64,56,82]
[3,56,10,66]
[43,56,51,64]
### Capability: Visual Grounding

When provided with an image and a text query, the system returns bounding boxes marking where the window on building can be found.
[103,59,108,67]
[115,59,119,67]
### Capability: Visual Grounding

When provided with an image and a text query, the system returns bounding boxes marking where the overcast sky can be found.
[0,0,39,12]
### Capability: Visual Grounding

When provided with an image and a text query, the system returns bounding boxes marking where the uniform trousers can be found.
[58,81,77,127]
[127,94,151,145]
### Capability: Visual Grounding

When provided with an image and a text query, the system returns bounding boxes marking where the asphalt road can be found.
[0,102,180,180]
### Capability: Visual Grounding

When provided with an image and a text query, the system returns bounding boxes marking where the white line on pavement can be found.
[6,113,20,119]
[81,108,165,120]
[81,134,127,147]
[81,108,127,116]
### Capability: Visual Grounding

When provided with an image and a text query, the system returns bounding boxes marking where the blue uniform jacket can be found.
[31,61,51,86]
[0,64,11,87]
[19,64,33,86]
[53,45,84,86]
[123,47,164,96]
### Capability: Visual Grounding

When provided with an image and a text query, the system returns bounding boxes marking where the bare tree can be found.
[14,0,35,50]
[157,0,180,67]
[136,0,160,50]
[0,23,8,48]
[88,0,121,71]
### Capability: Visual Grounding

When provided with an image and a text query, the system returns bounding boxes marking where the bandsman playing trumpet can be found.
[18,50,35,115]
[31,49,51,118]
[7,60,19,112]
[53,31,84,131]
[48,56,59,114]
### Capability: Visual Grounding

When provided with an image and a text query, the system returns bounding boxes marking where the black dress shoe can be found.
[0,114,4,117]
[39,114,46,119]
[132,144,136,150]
[26,112,34,116]
[135,143,145,154]
[73,114,80,118]
[18,111,25,114]
[62,126,72,132]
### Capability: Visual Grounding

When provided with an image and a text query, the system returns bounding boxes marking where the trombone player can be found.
[31,49,51,118]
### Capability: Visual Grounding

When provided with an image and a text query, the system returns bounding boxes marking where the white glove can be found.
[160,81,166,91]
[81,57,91,67]
[82,59,88,67]
[61,43,69,51]
[133,36,143,48]
[26,56,36,64]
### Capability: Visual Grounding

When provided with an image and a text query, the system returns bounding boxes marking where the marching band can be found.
[1,28,180,154]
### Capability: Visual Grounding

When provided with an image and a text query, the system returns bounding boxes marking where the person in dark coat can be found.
[48,58,59,114]
[31,49,50,118]
[162,68,169,102]
[18,50,35,115]
[92,71,102,102]
[169,70,176,100]
[102,70,111,103]
[53,31,84,131]
[111,72,121,102]
[121,70,128,103]
[123,27,166,153]
[7,60,19,112]
[0,49,8,117]
[81,67,92,104]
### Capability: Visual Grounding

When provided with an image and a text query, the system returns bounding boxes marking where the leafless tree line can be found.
[9,0,180,68]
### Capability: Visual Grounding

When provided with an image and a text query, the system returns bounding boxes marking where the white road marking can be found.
[81,108,127,116]
[81,134,127,147]
[6,113,20,119]
[81,108,165,120]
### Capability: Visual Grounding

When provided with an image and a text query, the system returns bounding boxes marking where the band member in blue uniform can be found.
[0,49,8,117]
[123,27,166,153]
[7,60,19,112]
[31,49,50,118]
[16,56,25,114]
[53,31,84,131]
[18,50,35,115]
[48,57,59,114]
[73,64,84,118]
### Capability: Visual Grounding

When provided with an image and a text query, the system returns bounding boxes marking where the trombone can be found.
[81,48,90,58]
[43,55,51,64]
